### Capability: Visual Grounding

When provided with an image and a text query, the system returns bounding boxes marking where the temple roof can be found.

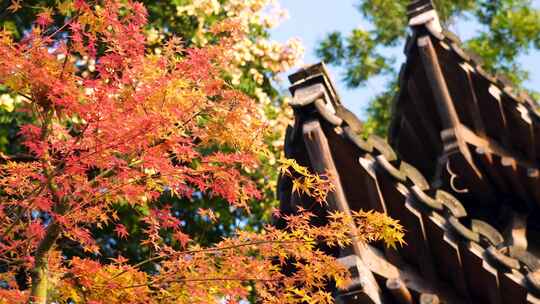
[278,1,540,303]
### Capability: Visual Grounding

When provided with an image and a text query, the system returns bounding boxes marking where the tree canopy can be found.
[317,0,540,136]
[0,0,303,259]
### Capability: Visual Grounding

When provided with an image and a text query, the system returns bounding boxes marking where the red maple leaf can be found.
[33,197,53,212]
[173,230,191,248]
[36,10,53,27]
[26,222,46,240]
[114,224,129,239]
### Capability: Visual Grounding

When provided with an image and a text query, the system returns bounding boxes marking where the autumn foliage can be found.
[0,1,403,303]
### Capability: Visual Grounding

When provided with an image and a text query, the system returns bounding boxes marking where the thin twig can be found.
[105,239,304,283]
[119,277,279,290]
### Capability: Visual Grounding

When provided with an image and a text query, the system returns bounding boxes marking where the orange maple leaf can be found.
[7,0,22,12]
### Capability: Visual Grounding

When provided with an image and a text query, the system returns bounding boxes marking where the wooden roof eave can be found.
[283,28,540,299]
[395,0,540,210]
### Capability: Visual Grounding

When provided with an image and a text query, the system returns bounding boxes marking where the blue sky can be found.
[270,0,540,118]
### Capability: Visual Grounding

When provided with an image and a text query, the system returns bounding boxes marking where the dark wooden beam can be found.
[302,119,386,304]
[417,35,460,131]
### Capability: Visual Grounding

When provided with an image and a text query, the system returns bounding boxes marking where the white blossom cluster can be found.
[176,0,304,104]
[0,94,30,112]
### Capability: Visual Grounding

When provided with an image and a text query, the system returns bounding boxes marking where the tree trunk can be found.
[30,260,48,304]
[29,223,61,304]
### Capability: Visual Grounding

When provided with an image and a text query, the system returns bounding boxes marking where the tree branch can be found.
[119,277,279,290]
[29,109,65,304]
[105,239,304,283]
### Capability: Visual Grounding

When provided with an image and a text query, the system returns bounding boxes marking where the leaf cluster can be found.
[0,0,303,260]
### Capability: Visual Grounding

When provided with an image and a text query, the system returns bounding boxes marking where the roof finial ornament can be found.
[407,0,443,37]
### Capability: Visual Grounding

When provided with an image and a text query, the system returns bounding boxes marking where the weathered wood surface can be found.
[386,278,413,304]
[302,119,385,304]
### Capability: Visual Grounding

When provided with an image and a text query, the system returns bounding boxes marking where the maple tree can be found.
[0,1,404,303]
[0,0,303,256]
